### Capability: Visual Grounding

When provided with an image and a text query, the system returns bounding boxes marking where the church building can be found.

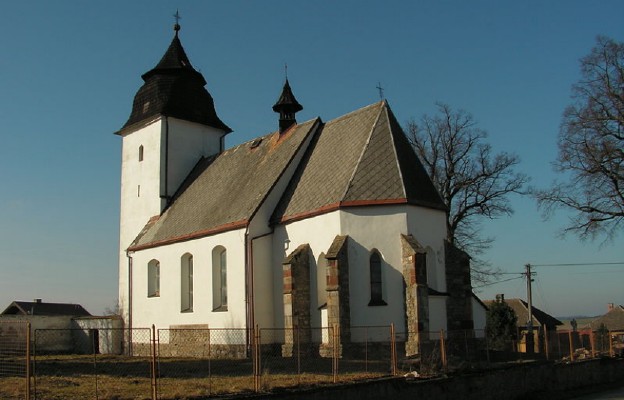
[116,24,474,355]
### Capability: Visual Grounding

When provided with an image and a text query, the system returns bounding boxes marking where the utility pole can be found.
[525,263,535,354]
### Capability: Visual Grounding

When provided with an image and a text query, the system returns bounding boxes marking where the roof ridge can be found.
[339,102,385,202]
[383,103,407,199]
[324,101,384,127]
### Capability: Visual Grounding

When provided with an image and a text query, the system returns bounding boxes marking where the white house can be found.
[116,24,475,355]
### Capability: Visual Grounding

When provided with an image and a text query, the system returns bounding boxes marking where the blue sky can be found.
[0,1,622,318]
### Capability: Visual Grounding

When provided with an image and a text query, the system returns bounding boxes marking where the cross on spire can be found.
[173,10,181,34]
[376,82,385,100]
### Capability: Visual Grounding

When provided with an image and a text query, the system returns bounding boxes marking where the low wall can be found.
[238,358,624,400]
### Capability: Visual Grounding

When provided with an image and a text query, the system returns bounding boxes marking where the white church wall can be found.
[406,206,448,292]
[272,211,342,329]
[339,206,408,331]
[119,119,167,322]
[251,234,274,329]
[129,228,247,331]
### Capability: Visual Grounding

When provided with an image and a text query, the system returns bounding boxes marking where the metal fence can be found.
[0,321,30,400]
[1,323,623,399]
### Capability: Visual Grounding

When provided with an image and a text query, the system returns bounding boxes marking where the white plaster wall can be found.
[406,206,448,292]
[118,119,166,323]
[272,212,342,329]
[129,228,247,331]
[472,296,487,337]
[428,296,448,339]
[119,117,226,329]
[339,206,408,330]
[252,234,274,329]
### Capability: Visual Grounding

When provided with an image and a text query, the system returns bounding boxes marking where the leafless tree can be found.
[407,103,528,284]
[534,36,624,241]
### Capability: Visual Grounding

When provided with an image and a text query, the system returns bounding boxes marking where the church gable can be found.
[129,119,319,250]
[272,101,445,224]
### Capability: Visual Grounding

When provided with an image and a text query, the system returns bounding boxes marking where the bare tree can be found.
[535,36,624,240]
[407,103,528,284]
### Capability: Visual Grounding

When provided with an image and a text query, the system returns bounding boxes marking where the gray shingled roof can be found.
[2,301,91,316]
[129,119,318,250]
[272,101,445,223]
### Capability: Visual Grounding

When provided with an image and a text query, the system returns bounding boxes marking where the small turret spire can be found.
[273,78,303,134]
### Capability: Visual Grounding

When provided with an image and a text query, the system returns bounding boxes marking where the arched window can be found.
[138,145,144,162]
[212,246,227,311]
[147,259,160,297]
[368,250,387,306]
[181,253,193,312]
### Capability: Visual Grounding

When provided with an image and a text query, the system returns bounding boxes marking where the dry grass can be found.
[0,354,393,399]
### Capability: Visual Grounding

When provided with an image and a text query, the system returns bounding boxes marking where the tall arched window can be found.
[181,253,193,312]
[147,259,160,297]
[212,246,227,311]
[138,145,144,162]
[368,250,387,306]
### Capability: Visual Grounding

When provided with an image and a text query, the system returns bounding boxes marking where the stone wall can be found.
[400,234,429,356]
[282,244,312,357]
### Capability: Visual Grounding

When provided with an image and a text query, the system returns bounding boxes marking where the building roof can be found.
[483,298,562,329]
[272,101,446,223]
[118,27,231,134]
[592,305,624,331]
[128,100,446,251]
[1,301,91,316]
[129,119,319,250]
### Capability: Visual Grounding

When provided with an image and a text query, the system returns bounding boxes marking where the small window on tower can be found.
[139,145,144,162]
[142,101,150,114]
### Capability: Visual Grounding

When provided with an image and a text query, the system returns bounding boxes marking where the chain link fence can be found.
[156,327,252,398]
[1,323,621,399]
[0,321,30,400]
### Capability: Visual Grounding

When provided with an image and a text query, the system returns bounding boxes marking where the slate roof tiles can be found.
[129,100,446,250]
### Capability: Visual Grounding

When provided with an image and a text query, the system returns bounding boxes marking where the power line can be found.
[531,262,624,267]
[473,275,524,289]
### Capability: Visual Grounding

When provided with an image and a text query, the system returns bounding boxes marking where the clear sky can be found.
[0,1,622,318]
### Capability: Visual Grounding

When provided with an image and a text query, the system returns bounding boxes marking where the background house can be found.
[0,299,122,354]
[484,297,562,354]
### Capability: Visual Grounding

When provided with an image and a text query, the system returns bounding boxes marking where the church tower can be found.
[115,22,231,325]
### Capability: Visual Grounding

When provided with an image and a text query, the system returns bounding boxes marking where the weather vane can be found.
[285,63,288,80]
